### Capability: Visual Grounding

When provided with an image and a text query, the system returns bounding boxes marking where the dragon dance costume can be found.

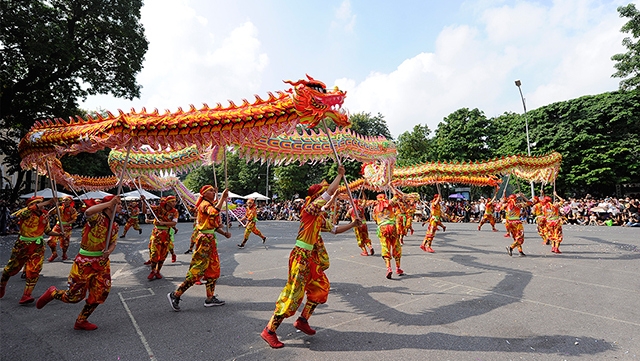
[47,196,78,261]
[168,186,229,311]
[264,189,331,341]
[421,194,446,253]
[503,194,531,257]
[121,202,142,237]
[531,197,549,244]
[348,201,374,256]
[374,193,403,279]
[147,197,179,280]
[1,197,54,304]
[262,168,357,349]
[543,196,564,254]
[237,199,266,248]
[36,195,121,331]
[478,199,498,231]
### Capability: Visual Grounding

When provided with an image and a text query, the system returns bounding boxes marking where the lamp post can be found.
[514,79,536,199]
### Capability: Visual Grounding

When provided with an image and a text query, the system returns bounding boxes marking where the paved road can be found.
[1,220,638,361]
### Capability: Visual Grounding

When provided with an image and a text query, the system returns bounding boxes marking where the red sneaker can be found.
[504,233,510,238]
[61,253,68,261]
[360,251,369,256]
[370,248,375,256]
[171,254,177,263]
[420,244,427,252]
[293,317,316,335]
[147,271,156,280]
[18,294,34,304]
[442,226,446,232]
[144,260,151,265]
[195,279,202,285]
[386,267,393,279]
[492,228,498,232]
[261,328,284,348]
[478,225,481,231]
[74,320,98,331]
[47,254,57,262]
[426,247,435,253]
[36,286,57,309]
[396,268,405,275]
[0,284,5,299]
[155,272,163,279]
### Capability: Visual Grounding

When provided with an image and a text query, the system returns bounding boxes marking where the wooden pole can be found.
[104,142,132,253]
[320,119,358,218]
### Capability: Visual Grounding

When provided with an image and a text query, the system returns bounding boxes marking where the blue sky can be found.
[81,0,633,138]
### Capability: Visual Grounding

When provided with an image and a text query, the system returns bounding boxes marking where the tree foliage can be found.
[0,0,148,200]
[431,108,493,161]
[612,3,640,91]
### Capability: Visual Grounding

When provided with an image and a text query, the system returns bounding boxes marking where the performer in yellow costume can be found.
[544,193,565,254]
[502,193,532,257]
[1,197,62,304]
[531,196,549,245]
[237,198,266,248]
[261,166,359,349]
[167,186,231,311]
[374,191,404,279]
[120,200,145,238]
[348,199,374,256]
[421,194,446,253]
[47,196,78,261]
[36,195,122,331]
[146,196,179,280]
[478,195,499,232]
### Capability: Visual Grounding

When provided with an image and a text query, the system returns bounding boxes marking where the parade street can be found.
[1,220,638,361]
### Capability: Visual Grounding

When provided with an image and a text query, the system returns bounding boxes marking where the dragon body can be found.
[19,75,348,174]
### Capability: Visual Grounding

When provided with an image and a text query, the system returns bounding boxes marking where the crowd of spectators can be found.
[1,194,639,236]
[429,195,640,227]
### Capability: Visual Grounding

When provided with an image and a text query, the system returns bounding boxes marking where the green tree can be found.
[432,108,492,161]
[612,3,640,91]
[490,91,640,196]
[0,0,148,200]
[396,124,433,166]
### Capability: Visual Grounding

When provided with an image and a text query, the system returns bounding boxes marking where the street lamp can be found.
[514,79,536,199]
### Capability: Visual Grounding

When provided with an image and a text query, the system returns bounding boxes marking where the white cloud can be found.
[338,0,626,138]
[332,0,357,32]
[83,0,268,113]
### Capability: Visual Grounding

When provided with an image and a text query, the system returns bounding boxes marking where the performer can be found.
[477,193,499,232]
[167,186,231,311]
[145,196,179,280]
[35,195,122,330]
[420,194,446,253]
[545,193,565,254]
[120,199,145,238]
[47,196,78,261]
[531,196,549,245]
[0,197,63,304]
[503,193,532,257]
[261,166,359,349]
[347,198,374,256]
[405,194,418,236]
[395,197,409,245]
[373,190,404,279]
[237,198,266,248]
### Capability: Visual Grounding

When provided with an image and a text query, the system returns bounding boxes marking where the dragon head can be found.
[285,74,349,128]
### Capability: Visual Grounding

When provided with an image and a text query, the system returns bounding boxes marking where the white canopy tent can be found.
[75,191,113,200]
[226,191,244,199]
[243,192,270,201]
[20,188,72,199]
[121,189,160,200]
